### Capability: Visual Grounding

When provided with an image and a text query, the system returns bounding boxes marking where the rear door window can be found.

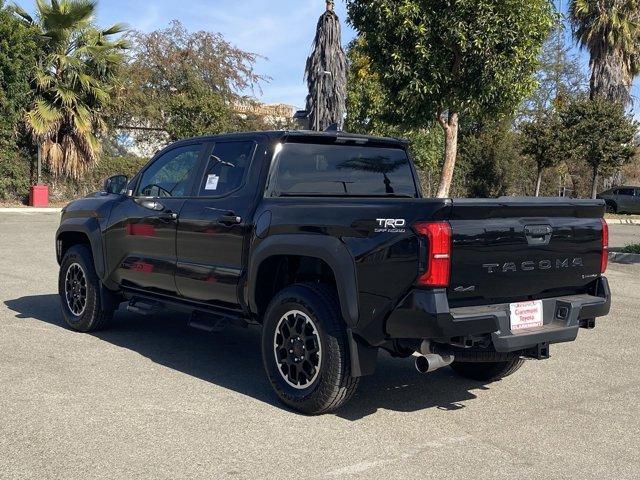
[198,141,256,197]
[269,142,417,197]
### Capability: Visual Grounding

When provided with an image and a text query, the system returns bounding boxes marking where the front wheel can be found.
[450,357,524,382]
[58,245,113,332]
[261,283,359,415]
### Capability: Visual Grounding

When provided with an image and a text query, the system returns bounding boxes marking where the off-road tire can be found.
[450,357,524,382]
[261,283,359,415]
[58,245,113,332]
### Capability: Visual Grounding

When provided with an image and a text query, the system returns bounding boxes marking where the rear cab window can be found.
[267,141,418,198]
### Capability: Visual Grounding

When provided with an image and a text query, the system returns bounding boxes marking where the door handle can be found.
[159,211,178,221]
[137,198,164,211]
[218,214,242,225]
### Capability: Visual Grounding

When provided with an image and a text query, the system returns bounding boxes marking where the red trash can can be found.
[29,184,49,207]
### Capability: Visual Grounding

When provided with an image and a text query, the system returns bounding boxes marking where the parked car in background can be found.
[597,186,640,214]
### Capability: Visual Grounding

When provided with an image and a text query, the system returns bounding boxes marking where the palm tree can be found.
[14,0,127,179]
[569,0,640,105]
[304,0,347,131]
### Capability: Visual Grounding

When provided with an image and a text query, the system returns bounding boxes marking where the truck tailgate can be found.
[446,198,606,305]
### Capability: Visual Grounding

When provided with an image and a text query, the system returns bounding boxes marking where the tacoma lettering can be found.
[483,258,584,274]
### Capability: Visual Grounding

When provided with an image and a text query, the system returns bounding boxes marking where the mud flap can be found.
[347,329,378,377]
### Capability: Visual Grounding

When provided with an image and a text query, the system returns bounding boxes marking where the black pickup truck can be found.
[56,131,611,414]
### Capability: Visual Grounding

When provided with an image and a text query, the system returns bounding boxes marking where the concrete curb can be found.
[609,251,640,264]
[605,218,640,225]
[0,207,62,213]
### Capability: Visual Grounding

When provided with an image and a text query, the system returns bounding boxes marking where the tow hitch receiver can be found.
[579,318,596,329]
[524,342,550,360]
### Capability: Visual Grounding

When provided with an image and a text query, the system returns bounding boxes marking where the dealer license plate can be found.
[509,300,543,331]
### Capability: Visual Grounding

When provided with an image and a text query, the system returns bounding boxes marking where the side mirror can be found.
[103,175,128,195]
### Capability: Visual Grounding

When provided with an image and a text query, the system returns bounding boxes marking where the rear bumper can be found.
[385,277,611,352]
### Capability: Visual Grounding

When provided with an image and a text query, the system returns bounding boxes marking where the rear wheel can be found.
[450,357,524,382]
[261,283,359,415]
[58,245,113,332]
[605,201,618,214]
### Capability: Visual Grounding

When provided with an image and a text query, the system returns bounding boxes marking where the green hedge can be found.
[0,153,148,203]
[0,146,31,202]
[46,155,149,202]
[84,155,149,192]
[621,244,640,254]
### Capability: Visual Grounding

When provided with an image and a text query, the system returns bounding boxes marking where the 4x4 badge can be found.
[454,285,476,292]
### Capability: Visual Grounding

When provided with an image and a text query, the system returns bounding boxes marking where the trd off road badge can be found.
[375,218,406,233]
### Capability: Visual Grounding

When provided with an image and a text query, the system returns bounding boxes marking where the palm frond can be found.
[39,0,95,32]
[76,72,95,90]
[34,70,55,90]
[11,4,34,23]
[42,139,64,175]
[25,99,63,135]
[304,5,347,131]
[61,134,80,178]
[73,103,92,132]
[53,85,78,107]
[101,22,127,36]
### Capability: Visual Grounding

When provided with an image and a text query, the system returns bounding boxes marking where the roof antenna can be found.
[324,123,339,132]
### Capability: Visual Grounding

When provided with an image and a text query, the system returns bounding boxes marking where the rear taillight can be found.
[600,218,609,273]
[413,221,451,287]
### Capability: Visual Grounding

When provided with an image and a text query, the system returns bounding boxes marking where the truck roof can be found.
[171,130,409,147]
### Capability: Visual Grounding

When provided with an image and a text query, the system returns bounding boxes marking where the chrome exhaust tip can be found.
[415,353,454,373]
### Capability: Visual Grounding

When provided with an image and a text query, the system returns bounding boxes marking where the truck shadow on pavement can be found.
[5,294,492,420]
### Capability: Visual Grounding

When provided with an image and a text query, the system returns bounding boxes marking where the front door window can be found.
[138,145,202,198]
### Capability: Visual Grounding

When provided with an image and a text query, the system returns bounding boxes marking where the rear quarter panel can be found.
[256,197,450,345]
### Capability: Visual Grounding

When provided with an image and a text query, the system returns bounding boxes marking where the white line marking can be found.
[0,208,62,213]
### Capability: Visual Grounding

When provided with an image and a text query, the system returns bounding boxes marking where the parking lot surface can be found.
[609,223,640,248]
[1,212,639,480]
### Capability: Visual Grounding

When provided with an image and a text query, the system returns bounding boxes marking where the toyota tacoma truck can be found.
[56,131,611,414]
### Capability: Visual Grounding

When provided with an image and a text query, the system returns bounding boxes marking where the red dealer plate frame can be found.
[509,300,544,331]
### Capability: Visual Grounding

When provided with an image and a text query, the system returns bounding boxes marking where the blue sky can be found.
[14,0,639,115]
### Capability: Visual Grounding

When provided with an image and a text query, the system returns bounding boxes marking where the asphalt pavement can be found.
[608,223,640,249]
[0,212,639,480]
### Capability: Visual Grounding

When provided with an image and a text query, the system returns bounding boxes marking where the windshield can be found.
[269,142,418,197]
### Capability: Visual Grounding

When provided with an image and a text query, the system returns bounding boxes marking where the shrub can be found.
[0,147,30,201]
[621,244,640,254]
[46,155,148,202]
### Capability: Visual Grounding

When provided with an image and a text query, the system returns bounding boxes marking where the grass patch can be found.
[621,244,640,254]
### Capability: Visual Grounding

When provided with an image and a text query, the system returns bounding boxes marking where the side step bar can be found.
[188,311,230,333]
[125,295,250,332]
[127,299,163,316]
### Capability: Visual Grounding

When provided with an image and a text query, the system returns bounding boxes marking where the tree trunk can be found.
[590,166,599,199]
[535,168,543,197]
[590,51,633,106]
[435,112,459,198]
